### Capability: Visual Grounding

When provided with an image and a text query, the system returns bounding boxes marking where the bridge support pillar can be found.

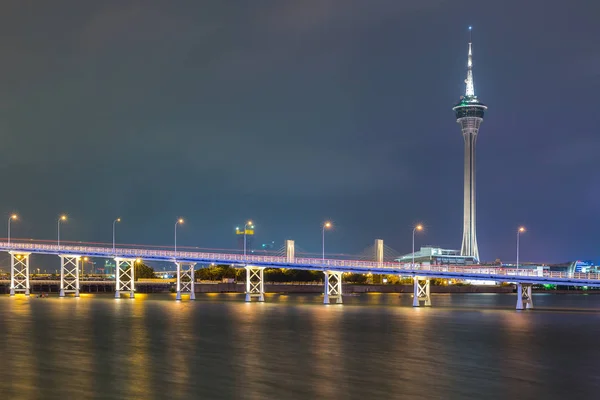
[9,252,30,296]
[175,262,196,300]
[373,239,384,284]
[245,266,265,302]
[412,276,431,307]
[59,255,81,297]
[323,271,343,304]
[286,240,295,263]
[516,283,533,310]
[115,258,136,299]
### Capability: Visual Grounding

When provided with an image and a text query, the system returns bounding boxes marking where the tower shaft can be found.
[460,118,482,260]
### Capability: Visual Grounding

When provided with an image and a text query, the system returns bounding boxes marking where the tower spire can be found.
[465,26,475,97]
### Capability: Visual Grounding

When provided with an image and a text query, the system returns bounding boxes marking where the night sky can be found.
[0,1,598,264]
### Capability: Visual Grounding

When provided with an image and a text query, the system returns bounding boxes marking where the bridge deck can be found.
[1,241,598,287]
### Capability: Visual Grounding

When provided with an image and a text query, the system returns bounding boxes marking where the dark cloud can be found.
[0,0,598,264]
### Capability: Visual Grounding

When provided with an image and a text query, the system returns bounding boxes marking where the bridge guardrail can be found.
[0,241,598,283]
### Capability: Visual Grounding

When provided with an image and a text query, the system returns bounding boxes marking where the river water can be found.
[0,293,599,399]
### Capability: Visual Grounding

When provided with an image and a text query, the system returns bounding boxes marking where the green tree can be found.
[135,262,155,280]
[383,275,412,285]
[195,265,241,281]
[343,273,368,284]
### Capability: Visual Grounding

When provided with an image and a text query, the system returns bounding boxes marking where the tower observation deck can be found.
[452,27,487,262]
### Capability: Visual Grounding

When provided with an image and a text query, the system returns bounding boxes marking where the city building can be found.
[452,27,487,262]
[100,259,115,275]
[397,246,478,266]
[509,260,600,275]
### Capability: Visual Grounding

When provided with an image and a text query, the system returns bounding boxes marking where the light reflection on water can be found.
[0,293,599,399]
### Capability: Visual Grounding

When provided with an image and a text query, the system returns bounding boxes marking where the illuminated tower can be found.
[452,27,487,261]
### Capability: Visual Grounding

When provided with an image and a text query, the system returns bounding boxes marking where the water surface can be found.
[0,293,599,399]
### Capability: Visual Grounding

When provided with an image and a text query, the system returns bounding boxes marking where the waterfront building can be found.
[397,246,478,267]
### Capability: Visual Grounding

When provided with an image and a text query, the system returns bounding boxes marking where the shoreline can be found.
[1,281,598,295]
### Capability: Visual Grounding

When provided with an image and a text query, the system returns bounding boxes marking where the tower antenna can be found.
[465,26,475,97]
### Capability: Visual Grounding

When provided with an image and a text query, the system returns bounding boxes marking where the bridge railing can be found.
[1,241,600,283]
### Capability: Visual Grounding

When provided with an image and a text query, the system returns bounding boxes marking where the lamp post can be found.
[7,214,17,246]
[244,221,254,259]
[516,226,526,270]
[112,218,121,254]
[174,218,184,258]
[322,221,332,264]
[57,215,67,247]
[412,224,423,268]
[82,256,88,277]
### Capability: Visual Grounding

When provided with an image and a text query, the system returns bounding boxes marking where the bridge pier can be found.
[175,262,196,300]
[9,252,30,296]
[245,266,265,302]
[324,271,343,304]
[115,258,136,299]
[412,276,431,307]
[373,239,384,284]
[516,283,533,310]
[59,255,80,297]
[286,240,295,263]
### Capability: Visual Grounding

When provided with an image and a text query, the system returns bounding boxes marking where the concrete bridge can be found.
[2,240,599,310]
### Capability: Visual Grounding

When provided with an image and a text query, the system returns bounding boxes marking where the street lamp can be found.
[57,215,67,247]
[322,221,332,264]
[7,214,17,246]
[516,226,526,270]
[412,224,423,269]
[174,218,184,258]
[113,218,121,254]
[244,220,254,259]
[82,256,89,276]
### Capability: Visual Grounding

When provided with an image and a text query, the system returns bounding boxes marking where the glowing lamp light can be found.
[324,221,332,229]
[11,214,17,220]
[469,26,472,30]
[519,226,526,233]
[135,258,142,263]
[178,218,184,224]
[415,224,423,231]
[60,215,67,221]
